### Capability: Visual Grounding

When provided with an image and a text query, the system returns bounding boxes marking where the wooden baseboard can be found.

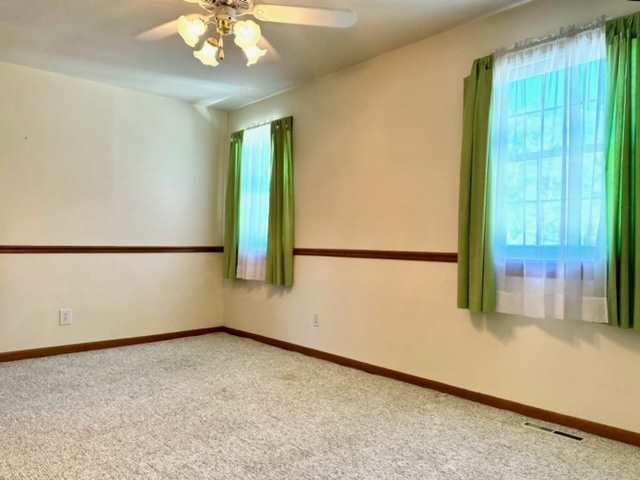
[3,325,637,447]
[0,326,225,362]
[221,327,640,448]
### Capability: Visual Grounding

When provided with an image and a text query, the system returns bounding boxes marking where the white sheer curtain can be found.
[490,25,608,322]
[237,124,272,281]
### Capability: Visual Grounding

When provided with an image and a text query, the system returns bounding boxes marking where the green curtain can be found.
[224,131,244,280]
[606,13,640,330]
[266,117,295,288]
[457,56,496,313]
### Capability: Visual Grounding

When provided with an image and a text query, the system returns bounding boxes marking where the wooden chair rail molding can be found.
[294,248,458,262]
[0,245,458,262]
[0,245,224,254]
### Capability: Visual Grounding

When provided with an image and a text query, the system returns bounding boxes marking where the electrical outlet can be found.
[313,314,320,328]
[59,308,73,326]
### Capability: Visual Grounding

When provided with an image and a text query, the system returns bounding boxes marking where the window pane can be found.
[543,107,563,154]
[591,153,604,196]
[581,154,595,195]
[541,201,561,246]
[237,124,273,280]
[524,160,537,201]
[505,203,524,246]
[583,200,601,247]
[524,75,543,112]
[544,70,566,108]
[525,112,542,155]
[510,80,526,114]
[541,157,562,200]
[504,162,524,202]
[525,203,537,246]
[586,60,605,102]
[584,101,599,147]
[508,115,526,158]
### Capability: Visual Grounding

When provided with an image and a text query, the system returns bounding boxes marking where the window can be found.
[237,123,272,281]
[493,59,607,260]
[490,27,608,321]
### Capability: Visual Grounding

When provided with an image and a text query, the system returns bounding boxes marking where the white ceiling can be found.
[0,0,524,110]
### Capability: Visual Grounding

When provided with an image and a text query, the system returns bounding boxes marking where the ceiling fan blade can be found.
[251,4,357,28]
[136,19,178,41]
[259,34,281,63]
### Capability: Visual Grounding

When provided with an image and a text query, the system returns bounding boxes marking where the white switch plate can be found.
[59,308,73,326]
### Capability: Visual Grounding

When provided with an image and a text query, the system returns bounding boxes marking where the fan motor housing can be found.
[200,0,253,14]
[233,0,253,12]
[216,6,236,21]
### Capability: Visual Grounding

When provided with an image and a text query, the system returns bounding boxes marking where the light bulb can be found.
[233,20,262,49]
[242,45,267,66]
[194,40,220,67]
[178,15,207,48]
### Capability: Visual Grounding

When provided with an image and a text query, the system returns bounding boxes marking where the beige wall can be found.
[3,0,640,436]
[225,0,640,433]
[0,62,226,352]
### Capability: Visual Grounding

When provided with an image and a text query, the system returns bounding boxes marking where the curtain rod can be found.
[232,116,291,136]
[230,119,274,137]
[495,15,607,56]
[245,119,276,129]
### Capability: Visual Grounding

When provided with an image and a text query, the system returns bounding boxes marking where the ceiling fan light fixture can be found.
[233,20,262,49]
[242,45,267,66]
[139,2,358,68]
[194,39,220,67]
[177,14,208,47]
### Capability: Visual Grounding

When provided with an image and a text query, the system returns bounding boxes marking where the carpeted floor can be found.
[0,333,638,479]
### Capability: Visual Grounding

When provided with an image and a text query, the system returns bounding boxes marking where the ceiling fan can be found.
[138,0,358,67]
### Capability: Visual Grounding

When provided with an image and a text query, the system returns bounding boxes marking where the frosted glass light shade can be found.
[242,45,267,66]
[194,40,219,67]
[234,20,262,49]
[178,15,207,48]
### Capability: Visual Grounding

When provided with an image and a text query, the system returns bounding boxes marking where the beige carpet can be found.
[0,333,638,479]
